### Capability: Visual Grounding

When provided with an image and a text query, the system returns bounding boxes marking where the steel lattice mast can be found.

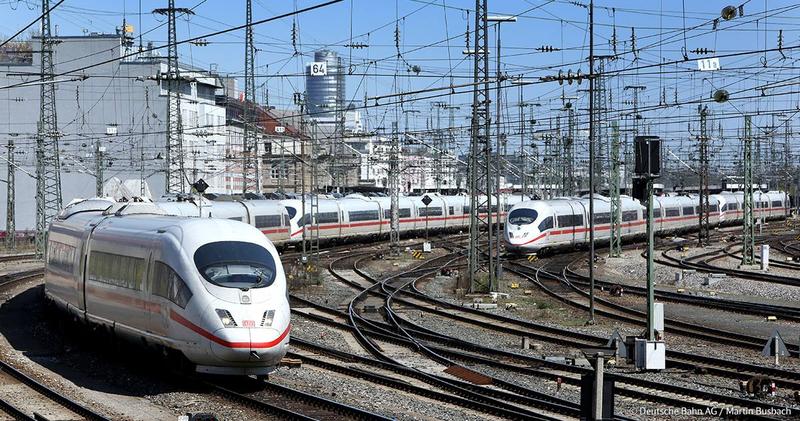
[242,0,260,194]
[742,115,755,266]
[468,0,494,292]
[6,137,15,250]
[609,121,622,257]
[154,1,191,194]
[389,121,400,252]
[783,119,791,217]
[697,105,710,245]
[35,0,62,256]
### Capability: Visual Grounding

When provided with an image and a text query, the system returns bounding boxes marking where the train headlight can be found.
[260,310,275,327]
[215,309,237,327]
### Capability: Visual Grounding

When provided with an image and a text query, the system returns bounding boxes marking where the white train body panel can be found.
[506,191,788,253]
[45,201,290,376]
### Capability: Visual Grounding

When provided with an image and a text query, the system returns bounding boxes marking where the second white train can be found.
[505,191,789,253]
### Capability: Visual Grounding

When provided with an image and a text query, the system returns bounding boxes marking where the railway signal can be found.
[762,330,789,366]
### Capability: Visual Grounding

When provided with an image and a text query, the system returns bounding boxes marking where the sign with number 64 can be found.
[309,62,327,76]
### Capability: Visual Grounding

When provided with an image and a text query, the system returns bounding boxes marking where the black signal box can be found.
[634,136,661,177]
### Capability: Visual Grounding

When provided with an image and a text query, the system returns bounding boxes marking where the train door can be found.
[78,220,104,316]
[238,201,255,226]
[146,241,169,337]
[574,201,589,245]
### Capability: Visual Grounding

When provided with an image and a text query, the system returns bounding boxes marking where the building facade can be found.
[0,31,228,232]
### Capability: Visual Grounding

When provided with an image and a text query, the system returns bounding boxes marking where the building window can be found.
[270,163,288,180]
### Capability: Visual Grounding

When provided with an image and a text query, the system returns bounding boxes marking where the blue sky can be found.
[3,0,800,166]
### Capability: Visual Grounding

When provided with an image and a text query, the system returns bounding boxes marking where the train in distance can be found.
[506,190,789,253]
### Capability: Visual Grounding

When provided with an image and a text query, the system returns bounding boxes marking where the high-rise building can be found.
[305,50,345,125]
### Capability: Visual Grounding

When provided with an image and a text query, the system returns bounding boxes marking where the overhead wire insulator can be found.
[291,21,298,55]
[394,23,401,58]
[536,45,560,52]
[690,48,715,55]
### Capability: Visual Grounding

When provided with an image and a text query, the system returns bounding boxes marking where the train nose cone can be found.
[249,326,290,365]
[209,326,290,365]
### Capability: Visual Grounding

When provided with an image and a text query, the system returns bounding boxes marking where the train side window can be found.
[228,217,242,222]
[299,214,311,226]
[88,251,145,290]
[622,210,638,222]
[653,208,662,218]
[317,212,339,224]
[349,210,380,221]
[537,216,553,232]
[720,204,727,211]
[419,207,443,217]
[255,214,283,228]
[772,200,782,207]
[681,206,695,216]
[462,205,471,214]
[449,206,455,216]
[594,213,611,224]
[47,241,77,274]
[557,214,583,227]
[665,208,680,217]
[153,261,192,309]
[383,208,411,219]
[710,204,719,212]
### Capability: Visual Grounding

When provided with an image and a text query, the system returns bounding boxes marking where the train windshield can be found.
[194,241,276,289]
[508,208,538,226]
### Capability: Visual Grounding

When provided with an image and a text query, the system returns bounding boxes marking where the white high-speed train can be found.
[505,191,789,253]
[157,193,525,247]
[45,199,291,376]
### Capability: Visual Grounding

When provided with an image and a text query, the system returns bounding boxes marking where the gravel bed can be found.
[292,270,360,309]
[710,251,800,283]
[410,268,800,408]
[269,364,498,421]
[289,313,371,357]
[598,247,800,305]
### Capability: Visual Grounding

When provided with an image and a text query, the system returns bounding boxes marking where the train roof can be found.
[52,202,274,252]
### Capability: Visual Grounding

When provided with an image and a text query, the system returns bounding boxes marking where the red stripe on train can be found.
[170,310,291,349]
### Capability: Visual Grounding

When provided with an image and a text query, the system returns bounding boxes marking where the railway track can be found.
[0,358,112,421]
[563,259,800,323]
[660,245,800,289]
[207,379,389,420]
[0,267,44,289]
[295,291,798,421]
[0,253,37,263]
[328,249,582,420]
[316,246,797,419]
[777,240,800,260]
[504,257,800,388]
